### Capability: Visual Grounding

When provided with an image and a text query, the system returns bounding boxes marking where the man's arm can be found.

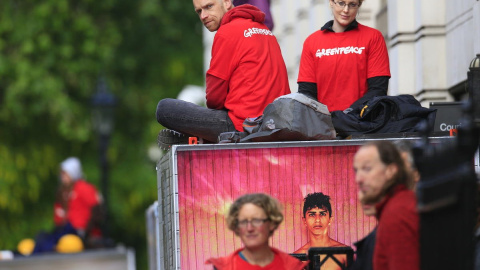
[349,76,389,109]
[206,74,228,110]
[298,82,318,100]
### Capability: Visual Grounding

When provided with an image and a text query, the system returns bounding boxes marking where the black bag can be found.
[218,93,336,143]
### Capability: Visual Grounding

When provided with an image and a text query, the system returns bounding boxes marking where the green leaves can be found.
[0,0,203,267]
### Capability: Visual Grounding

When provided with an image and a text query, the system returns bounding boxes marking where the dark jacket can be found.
[331,95,436,137]
[349,228,376,270]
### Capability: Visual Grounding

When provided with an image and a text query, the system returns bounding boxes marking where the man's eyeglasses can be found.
[333,1,360,9]
[237,218,269,228]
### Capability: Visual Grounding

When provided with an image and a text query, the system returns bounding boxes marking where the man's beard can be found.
[360,178,397,205]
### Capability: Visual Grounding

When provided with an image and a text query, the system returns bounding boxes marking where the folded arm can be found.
[206,74,228,110]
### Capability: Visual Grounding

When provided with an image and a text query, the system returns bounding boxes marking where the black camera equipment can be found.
[414,54,480,270]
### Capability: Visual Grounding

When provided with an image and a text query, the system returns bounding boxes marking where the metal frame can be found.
[307,247,354,270]
[156,136,457,270]
[171,136,453,152]
[145,201,160,270]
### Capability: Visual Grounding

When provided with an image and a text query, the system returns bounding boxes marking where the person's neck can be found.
[310,233,333,246]
[332,22,346,33]
[241,245,274,266]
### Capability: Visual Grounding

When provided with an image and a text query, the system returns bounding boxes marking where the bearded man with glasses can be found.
[206,193,309,270]
[297,0,391,115]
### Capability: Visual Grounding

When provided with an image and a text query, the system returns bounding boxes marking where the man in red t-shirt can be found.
[156,0,290,148]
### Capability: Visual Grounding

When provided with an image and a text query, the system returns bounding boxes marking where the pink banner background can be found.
[177,145,376,269]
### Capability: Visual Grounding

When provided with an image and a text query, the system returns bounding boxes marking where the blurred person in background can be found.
[54,157,104,242]
[393,140,420,189]
[353,141,419,270]
[351,140,419,270]
[30,157,104,254]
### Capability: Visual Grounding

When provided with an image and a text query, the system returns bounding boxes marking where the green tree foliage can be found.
[0,0,203,268]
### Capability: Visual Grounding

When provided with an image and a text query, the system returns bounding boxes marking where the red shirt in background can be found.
[54,179,101,230]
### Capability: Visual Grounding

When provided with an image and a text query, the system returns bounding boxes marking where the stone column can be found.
[413,0,449,105]
[387,0,416,97]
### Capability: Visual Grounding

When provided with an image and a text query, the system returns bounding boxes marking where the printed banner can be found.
[177,145,376,269]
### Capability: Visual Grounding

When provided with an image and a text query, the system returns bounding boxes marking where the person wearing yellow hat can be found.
[17,238,35,256]
[56,234,84,253]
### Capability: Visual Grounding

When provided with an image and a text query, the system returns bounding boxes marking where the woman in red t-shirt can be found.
[206,193,308,270]
[298,0,390,112]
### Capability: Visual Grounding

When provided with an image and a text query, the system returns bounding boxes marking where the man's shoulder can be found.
[271,247,310,270]
[293,242,310,254]
[380,189,417,224]
[390,189,416,206]
[330,240,348,247]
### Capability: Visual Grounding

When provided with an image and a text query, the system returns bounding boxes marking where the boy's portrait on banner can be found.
[293,192,347,269]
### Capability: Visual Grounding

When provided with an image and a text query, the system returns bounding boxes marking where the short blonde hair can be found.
[226,193,284,233]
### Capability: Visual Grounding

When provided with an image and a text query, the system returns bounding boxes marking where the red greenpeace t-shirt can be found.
[207,5,290,131]
[298,23,390,111]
